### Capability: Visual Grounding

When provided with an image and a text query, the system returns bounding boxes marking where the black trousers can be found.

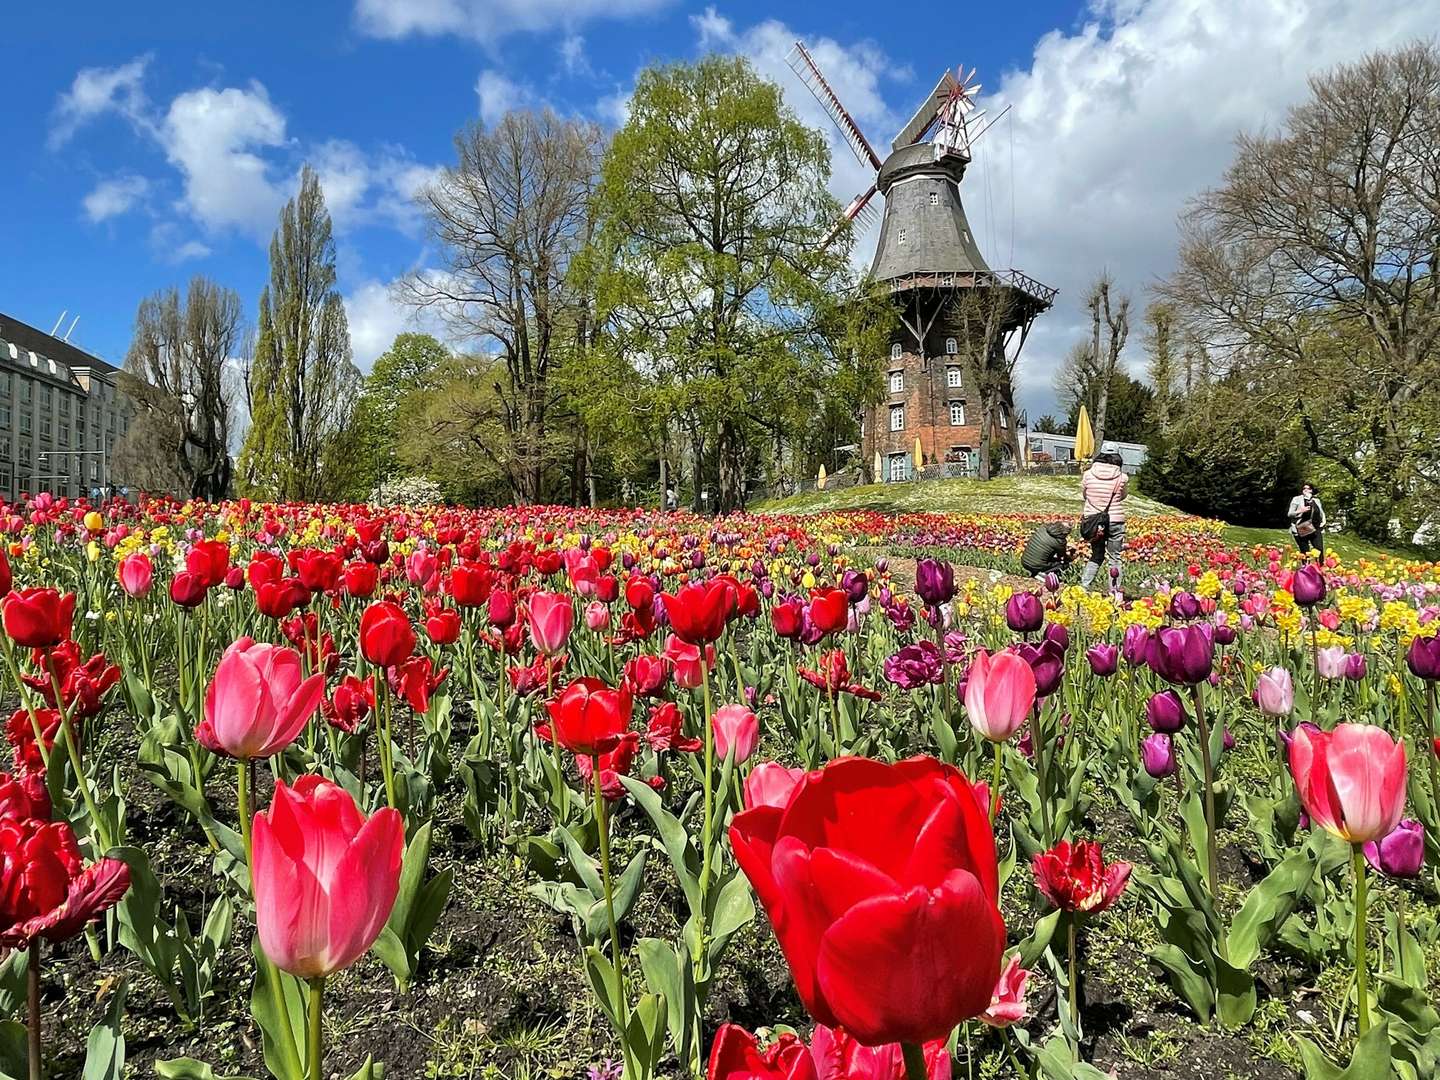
[1296,531,1325,560]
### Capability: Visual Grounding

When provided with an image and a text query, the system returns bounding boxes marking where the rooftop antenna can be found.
[49,311,68,336]
[63,315,80,343]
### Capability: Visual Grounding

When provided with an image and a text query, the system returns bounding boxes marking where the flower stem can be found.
[1067,915,1079,1019]
[1426,685,1439,811]
[1397,890,1407,981]
[237,758,253,889]
[901,1041,929,1080]
[990,741,1002,826]
[1192,682,1221,941]
[696,654,715,977]
[307,976,324,1080]
[26,942,40,1080]
[594,756,631,1076]
[50,667,107,851]
[1353,845,1371,1034]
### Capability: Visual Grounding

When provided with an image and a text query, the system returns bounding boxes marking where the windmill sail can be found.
[890,70,958,150]
[787,42,883,170]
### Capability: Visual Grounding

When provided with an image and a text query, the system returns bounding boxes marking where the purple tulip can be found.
[1013,638,1065,698]
[1042,621,1069,652]
[1222,727,1235,752]
[841,569,868,604]
[1344,653,1368,681]
[875,557,889,574]
[1148,623,1215,686]
[1292,562,1327,607]
[882,640,945,690]
[1214,623,1236,646]
[1169,591,1201,621]
[1316,645,1348,680]
[1005,592,1045,634]
[1122,624,1151,667]
[1406,634,1440,681]
[1141,733,1178,778]
[1146,689,1187,733]
[1254,668,1294,717]
[1043,572,1060,593]
[915,558,955,608]
[1086,643,1119,676]
[760,580,775,599]
[1363,819,1424,878]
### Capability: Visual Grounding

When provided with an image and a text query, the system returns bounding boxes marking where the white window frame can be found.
[888,453,908,482]
[898,228,907,245]
[889,404,905,432]
[929,191,939,205]
[999,408,1009,430]
[949,401,966,426]
[890,343,902,361]
[945,337,958,355]
[888,370,904,394]
[946,365,962,388]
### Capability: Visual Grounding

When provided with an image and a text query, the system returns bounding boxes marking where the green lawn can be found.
[1219,524,1420,564]
[754,474,1178,517]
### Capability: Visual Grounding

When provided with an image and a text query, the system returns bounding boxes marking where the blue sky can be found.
[4,0,1436,416]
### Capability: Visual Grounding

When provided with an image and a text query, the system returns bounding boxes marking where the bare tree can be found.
[122,276,239,500]
[1162,42,1440,530]
[1143,301,1177,435]
[949,286,1028,479]
[1084,274,1130,448]
[400,110,605,504]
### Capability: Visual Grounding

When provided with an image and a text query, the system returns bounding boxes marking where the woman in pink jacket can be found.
[1080,443,1129,588]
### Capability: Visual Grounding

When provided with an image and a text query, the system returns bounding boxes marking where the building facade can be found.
[1025,431,1148,474]
[0,314,133,502]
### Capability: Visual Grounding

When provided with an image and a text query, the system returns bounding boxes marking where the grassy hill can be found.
[753,474,1178,517]
[755,475,1420,564]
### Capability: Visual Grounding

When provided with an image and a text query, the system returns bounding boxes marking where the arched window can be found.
[945,337,958,355]
[890,343,902,361]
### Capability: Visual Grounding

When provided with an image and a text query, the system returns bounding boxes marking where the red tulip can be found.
[645,701,701,753]
[528,592,574,656]
[118,553,153,597]
[2,588,76,648]
[663,580,734,645]
[664,634,715,690]
[323,674,375,734]
[1288,723,1407,844]
[1032,839,1131,914]
[252,776,403,978]
[388,655,448,714]
[963,650,1036,742]
[708,1023,816,1080]
[0,550,10,598]
[543,677,632,756]
[255,578,307,620]
[448,562,493,608]
[195,638,326,759]
[487,588,516,628]
[807,588,849,637]
[625,577,655,611]
[730,756,1004,1046]
[342,562,379,599]
[0,817,130,947]
[0,771,49,823]
[186,540,230,588]
[623,654,668,698]
[360,601,416,668]
[425,604,462,646]
[169,571,209,609]
[809,1022,951,1080]
[772,597,805,640]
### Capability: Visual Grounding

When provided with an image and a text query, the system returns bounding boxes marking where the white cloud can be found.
[344,277,455,371]
[172,240,213,262]
[560,35,591,76]
[312,139,442,233]
[82,175,149,223]
[475,70,533,126]
[149,222,213,264]
[160,83,289,235]
[354,0,670,42]
[49,56,153,148]
[957,0,1440,415]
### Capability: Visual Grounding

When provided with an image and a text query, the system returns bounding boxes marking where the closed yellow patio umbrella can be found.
[1074,405,1095,461]
[913,437,923,473]
[817,464,828,490]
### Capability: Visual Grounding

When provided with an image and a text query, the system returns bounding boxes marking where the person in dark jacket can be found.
[1021,522,1072,577]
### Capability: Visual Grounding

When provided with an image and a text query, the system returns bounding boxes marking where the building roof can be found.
[0,314,118,375]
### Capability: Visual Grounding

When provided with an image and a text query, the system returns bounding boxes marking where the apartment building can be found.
[0,313,133,502]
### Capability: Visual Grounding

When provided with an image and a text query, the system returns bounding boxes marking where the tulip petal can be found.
[324,807,403,972]
[815,870,1004,1047]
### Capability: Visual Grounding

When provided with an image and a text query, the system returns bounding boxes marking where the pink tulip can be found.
[584,601,610,632]
[663,634,714,690]
[964,650,1037,742]
[713,704,759,763]
[527,591,574,656]
[252,776,403,978]
[1289,723,1407,844]
[405,547,438,589]
[744,762,805,810]
[195,638,326,759]
[979,953,1030,1028]
[118,553,153,597]
[1315,645,1348,680]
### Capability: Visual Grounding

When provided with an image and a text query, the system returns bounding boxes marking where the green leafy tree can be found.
[237,166,361,501]
[1064,371,1155,445]
[340,333,451,499]
[580,56,892,512]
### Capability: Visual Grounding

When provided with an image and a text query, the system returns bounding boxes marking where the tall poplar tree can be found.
[238,166,360,500]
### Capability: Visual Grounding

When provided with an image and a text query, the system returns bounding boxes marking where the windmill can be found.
[786,41,1056,480]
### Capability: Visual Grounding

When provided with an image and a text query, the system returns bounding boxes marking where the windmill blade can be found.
[821,184,880,249]
[787,41,883,171]
[891,69,958,150]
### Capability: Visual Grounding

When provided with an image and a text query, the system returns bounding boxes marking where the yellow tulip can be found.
[83,511,104,532]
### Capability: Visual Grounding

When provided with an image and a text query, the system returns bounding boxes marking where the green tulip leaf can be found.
[1227,850,1316,970]
[1296,1021,1394,1079]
